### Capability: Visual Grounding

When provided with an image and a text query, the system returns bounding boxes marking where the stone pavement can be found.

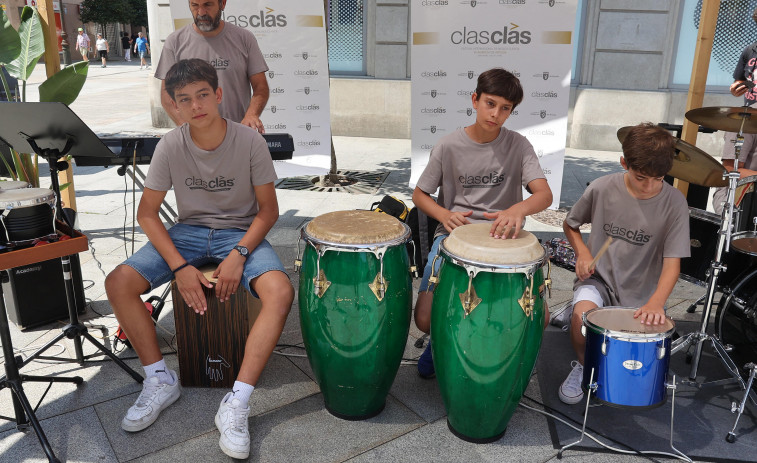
[0,60,730,462]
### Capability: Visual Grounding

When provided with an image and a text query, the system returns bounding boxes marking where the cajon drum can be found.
[172,264,261,388]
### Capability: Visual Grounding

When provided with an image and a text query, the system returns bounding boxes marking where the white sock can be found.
[231,381,254,405]
[143,359,173,384]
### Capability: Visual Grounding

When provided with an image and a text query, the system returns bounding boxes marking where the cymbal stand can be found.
[670,120,754,410]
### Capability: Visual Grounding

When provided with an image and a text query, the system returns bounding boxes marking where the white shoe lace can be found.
[228,401,249,433]
[135,380,161,409]
[564,361,583,391]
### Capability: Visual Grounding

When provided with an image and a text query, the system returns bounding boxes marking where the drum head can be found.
[731,231,757,256]
[305,210,408,245]
[0,181,29,190]
[0,187,56,208]
[443,223,544,265]
[585,307,674,337]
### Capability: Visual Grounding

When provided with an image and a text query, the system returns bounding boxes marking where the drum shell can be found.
[431,253,545,442]
[0,204,55,244]
[298,242,411,419]
[736,176,757,232]
[582,308,673,408]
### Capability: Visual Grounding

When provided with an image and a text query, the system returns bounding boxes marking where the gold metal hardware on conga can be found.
[369,273,388,301]
[459,272,482,317]
[543,260,552,298]
[427,254,441,290]
[294,235,303,272]
[518,276,535,320]
[313,268,330,298]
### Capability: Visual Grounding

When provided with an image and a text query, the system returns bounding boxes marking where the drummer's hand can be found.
[574,254,594,281]
[731,80,749,97]
[441,210,472,233]
[633,304,666,326]
[484,206,525,239]
[213,255,245,303]
[175,265,212,314]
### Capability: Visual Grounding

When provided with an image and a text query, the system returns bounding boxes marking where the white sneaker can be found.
[558,361,585,404]
[549,302,573,329]
[121,370,181,432]
[215,392,251,459]
[139,66,143,70]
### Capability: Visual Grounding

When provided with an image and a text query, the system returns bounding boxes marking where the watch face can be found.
[235,246,249,256]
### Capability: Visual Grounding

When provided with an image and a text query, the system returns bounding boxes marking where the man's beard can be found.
[194,11,222,32]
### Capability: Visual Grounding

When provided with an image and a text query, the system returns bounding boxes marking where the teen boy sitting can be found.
[558,123,690,405]
[412,68,553,378]
[105,58,293,460]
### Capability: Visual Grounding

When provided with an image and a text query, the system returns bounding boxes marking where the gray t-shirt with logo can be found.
[416,127,546,236]
[565,173,690,307]
[155,22,268,123]
[145,120,277,230]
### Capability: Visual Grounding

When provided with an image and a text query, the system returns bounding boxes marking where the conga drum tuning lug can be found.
[657,343,666,360]
[294,259,302,272]
[369,273,388,301]
[459,285,482,317]
[518,283,535,320]
[313,269,331,298]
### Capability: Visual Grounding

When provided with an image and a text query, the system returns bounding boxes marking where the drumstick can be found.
[589,236,613,271]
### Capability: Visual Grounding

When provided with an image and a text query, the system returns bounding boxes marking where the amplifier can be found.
[3,254,86,330]
[261,133,294,160]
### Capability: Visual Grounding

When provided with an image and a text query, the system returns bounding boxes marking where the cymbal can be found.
[685,106,757,134]
[617,126,727,187]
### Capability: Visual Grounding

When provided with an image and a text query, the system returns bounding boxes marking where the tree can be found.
[127,0,148,29]
[79,0,129,37]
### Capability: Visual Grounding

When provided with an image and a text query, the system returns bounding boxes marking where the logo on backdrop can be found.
[265,123,288,130]
[267,104,286,114]
[296,86,318,96]
[295,52,316,60]
[294,69,319,78]
[263,51,283,61]
[450,24,532,45]
[458,70,479,80]
[223,7,288,28]
[499,0,526,4]
[421,0,449,5]
[533,71,560,81]
[299,123,320,131]
[531,110,556,119]
[421,89,446,98]
[420,69,448,80]
[531,90,559,99]
[267,70,283,80]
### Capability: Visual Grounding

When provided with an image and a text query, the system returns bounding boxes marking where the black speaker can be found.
[3,254,86,330]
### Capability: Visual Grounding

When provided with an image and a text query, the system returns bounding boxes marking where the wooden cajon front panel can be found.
[172,267,261,388]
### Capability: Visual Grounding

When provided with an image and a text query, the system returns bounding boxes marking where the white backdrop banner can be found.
[168,1,332,178]
[410,0,578,210]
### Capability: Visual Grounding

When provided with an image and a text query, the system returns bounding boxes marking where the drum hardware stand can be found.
[726,363,757,443]
[558,370,691,462]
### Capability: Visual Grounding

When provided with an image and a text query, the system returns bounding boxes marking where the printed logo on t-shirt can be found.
[602,223,651,246]
[209,57,229,71]
[458,171,506,188]
[185,176,235,192]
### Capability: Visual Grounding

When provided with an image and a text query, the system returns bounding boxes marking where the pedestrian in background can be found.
[76,27,90,61]
[96,33,109,68]
[122,32,132,62]
[134,32,150,70]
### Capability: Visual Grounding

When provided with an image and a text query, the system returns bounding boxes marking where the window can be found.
[327,0,366,75]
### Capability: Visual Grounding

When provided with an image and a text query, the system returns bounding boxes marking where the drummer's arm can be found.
[634,257,680,326]
[138,188,212,313]
[563,220,593,281]
[412,186,472,233]
[213,182,279,302]
[722,159,757,178]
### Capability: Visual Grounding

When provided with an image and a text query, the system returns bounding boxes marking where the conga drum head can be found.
[304,210,409,246]
[584,307,674,339]
[0,188,56,208]
[442,223,545,266]
[0,181,29,190]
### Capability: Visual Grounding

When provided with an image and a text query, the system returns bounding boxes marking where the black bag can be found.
[370,195,409,222]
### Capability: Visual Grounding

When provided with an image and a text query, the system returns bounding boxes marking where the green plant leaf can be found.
[5,7,44,81]
[0,9,21,64]
[39,61,89,105]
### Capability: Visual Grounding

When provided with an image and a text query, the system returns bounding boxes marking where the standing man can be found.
[134,32,150,70]
[76,27,90,61]
[154,0,270,131]
[122,32,132,62]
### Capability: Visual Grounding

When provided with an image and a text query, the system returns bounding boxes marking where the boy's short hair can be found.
[621,122,675,177]
[474,68,524,108]
[164,58,219,100]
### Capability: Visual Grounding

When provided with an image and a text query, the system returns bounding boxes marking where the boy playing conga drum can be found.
[412,68,553,378]
[105,59,293,459]
[558,123,690,404]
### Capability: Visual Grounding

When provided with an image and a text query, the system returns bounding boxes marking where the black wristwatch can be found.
[233,245,250,258]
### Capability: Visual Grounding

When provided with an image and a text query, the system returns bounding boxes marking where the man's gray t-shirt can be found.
[155,23,268,123]
[565,173,690,307]
[416,127,546,236]
[145,120,277,230]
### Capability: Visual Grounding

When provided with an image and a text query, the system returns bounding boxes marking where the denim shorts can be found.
[418,234,448,292]
[121,223,286,297]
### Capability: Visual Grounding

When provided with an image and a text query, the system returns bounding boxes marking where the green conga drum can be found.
[431,223,548,442]
[298,210,413,419]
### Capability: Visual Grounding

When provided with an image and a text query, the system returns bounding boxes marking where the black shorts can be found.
[98,50,107,59]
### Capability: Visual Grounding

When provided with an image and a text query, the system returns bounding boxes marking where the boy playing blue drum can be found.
[105,59,293,459]
[558,123,690,404]
[412,68,553,378]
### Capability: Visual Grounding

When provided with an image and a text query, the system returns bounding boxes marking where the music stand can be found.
[0,102,142,462]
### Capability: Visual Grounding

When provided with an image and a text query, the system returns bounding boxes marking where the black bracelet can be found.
[172,262,191,274]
